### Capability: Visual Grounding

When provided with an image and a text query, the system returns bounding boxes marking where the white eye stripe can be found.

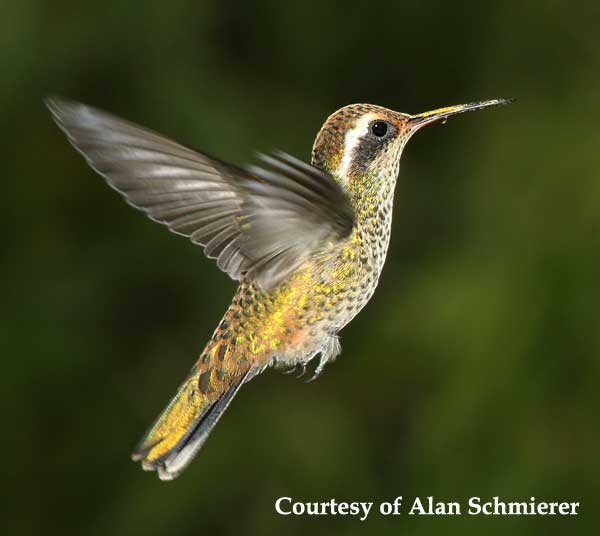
[339,114,376,179]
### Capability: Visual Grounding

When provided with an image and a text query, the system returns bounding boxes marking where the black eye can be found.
[371,121,388,137]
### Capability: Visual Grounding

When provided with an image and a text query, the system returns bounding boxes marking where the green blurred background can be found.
[3,1,599,534]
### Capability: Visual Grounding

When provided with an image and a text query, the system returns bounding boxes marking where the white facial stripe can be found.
[339,113,375,179]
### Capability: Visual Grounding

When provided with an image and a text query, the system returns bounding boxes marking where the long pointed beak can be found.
[407,98,514,131]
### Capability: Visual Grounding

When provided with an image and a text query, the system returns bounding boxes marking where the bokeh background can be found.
[3,1,599,534]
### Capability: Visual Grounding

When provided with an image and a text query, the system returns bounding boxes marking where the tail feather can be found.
[132,363,252,481]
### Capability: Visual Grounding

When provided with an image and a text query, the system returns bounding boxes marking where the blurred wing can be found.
[46,97,356,291]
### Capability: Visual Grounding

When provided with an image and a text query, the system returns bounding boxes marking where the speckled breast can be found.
[200,210,392,371]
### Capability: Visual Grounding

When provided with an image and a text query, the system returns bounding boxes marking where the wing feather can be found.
[46,97,356,291]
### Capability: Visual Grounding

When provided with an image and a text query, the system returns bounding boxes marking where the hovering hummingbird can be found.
[47,96,511,480]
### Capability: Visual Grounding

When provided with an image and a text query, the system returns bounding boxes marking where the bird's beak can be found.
[406,98,514,132]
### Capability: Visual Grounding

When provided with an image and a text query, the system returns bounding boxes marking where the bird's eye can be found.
[370,121,388,137]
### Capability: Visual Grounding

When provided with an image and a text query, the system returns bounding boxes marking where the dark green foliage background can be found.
[3,1,599,534]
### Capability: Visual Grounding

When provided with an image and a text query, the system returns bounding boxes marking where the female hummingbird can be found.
[47,96,511,480]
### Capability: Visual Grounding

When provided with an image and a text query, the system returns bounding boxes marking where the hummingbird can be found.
[47,96,511,480]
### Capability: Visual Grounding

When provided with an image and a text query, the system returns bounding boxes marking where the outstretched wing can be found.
[46,97,356,291]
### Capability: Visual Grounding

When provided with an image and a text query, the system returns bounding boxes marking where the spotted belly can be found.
[199,234,387,381]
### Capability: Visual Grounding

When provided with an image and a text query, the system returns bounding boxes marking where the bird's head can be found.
[312,99,512,189]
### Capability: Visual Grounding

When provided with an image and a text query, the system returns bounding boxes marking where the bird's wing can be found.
[46,98,356,291]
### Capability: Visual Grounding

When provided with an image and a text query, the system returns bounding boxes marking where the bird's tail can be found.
[132,344,255,480]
